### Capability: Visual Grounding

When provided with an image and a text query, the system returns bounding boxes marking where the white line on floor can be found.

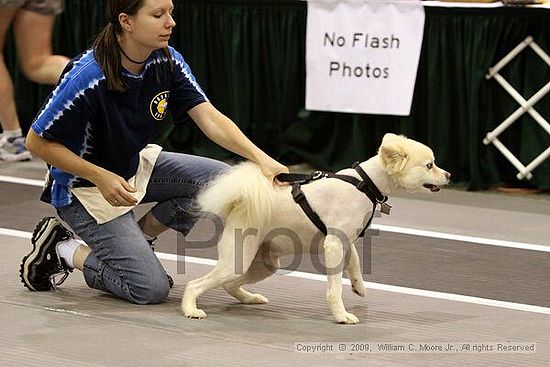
[3,227,547,315]
[371,224,550,253]
[0,228,32,239]
[154,252,550,316]
[0,175,44,187]
[1,172,548,252]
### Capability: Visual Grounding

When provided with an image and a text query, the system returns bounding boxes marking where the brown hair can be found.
[93,0,172,92]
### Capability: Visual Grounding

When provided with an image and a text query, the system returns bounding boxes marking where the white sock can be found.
[56,238,85,268]
[2,129,23,138]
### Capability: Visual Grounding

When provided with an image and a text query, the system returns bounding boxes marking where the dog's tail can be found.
[197,162,277,231]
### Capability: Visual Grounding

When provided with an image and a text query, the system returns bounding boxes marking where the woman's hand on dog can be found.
[258,157,289,186]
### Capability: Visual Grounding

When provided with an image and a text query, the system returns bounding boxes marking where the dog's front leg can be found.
[324,235,359,324]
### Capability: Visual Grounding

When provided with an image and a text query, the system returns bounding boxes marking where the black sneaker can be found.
[20,217,73,291]
[147,238,174,288]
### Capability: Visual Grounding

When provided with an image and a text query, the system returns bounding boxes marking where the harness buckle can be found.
[377,195,389,204]
[311,171,324,180]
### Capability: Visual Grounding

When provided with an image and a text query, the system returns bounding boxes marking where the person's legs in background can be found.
[0,5,27,160]
[13,8,68,84]
[0,3,69,161]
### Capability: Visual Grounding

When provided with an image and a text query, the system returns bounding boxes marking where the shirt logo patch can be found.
[150,91,170,121]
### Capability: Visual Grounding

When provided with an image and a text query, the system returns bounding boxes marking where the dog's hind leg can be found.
[181,226,262,319]
[324,235,359,324]
[346,242,366,297]
[223,247,279,304]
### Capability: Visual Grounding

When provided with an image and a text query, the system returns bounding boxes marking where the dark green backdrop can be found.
[5,1,550,189]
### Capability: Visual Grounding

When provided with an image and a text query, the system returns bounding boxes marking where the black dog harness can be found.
[276,162,391,238]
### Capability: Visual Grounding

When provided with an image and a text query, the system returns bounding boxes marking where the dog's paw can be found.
[241,293,269,305]
[351,280,366,297]
[183,307,207,319]
[335,311,359,325]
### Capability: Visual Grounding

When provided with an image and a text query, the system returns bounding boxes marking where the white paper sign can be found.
[306,0,425,116]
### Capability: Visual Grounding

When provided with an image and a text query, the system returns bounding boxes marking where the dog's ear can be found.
[378,134,409,174]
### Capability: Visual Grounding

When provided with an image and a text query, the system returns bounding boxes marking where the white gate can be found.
[483,36,550,180]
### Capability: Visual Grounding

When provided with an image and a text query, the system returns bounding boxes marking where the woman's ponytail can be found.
[93,22,127,92]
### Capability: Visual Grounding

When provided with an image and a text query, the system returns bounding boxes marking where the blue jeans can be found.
[57,152,229,304]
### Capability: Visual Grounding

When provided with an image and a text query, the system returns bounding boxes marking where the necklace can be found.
[118,44,148,65]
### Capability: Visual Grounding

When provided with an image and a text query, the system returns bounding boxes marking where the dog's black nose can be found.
[445,172,451,180]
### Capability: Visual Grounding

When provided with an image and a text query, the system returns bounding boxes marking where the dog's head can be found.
[378,133,450,192]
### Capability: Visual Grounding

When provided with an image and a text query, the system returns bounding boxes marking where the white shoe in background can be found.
[0,136,32,161]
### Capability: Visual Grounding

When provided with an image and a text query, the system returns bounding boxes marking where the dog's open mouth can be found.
[423,184,441,192]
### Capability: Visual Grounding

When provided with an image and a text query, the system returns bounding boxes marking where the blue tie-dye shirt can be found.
[31,47,208,207]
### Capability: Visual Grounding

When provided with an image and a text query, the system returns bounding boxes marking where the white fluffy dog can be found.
[182,133,450,324]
